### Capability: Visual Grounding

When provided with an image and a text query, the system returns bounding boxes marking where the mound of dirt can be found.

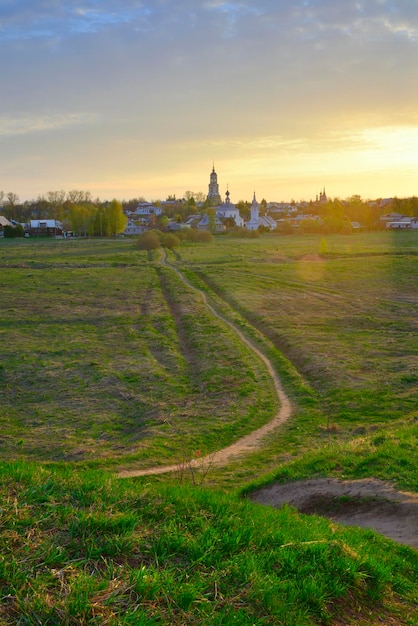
[250,478,418,549]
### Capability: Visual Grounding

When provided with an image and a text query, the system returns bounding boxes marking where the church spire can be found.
[207,163,222,205]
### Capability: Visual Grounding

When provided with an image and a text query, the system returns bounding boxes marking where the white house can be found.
[123,219,144,236]
[134,203,162,217]
[386,216,418,229]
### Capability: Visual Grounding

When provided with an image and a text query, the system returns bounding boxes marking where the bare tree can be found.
[6,192,19,207]
[46,190,66,206]
[67,190,92,204]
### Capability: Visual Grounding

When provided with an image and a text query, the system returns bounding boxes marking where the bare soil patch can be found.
[250,478,418,549]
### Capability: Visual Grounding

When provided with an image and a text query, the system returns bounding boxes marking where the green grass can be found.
[0,233,417,624]
[0,462,416,625]
[0,238,276,465]
[177,231,417,428]
[240,416,418,497]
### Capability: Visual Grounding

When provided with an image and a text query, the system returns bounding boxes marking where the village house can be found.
[123,219,144,236]
[134,203,162,217]
[28,220,64,237]
[381,213,418,229]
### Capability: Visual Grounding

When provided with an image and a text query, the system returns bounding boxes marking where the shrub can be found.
[136,231,161,250]
[275,220,294,235]
[3,224,24,238]
[178,229,213,243]
[227,227,259,238]
[161,233,180,250]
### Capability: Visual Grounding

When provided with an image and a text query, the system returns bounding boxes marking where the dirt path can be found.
[117,256,418,551]
[118,254,292,478]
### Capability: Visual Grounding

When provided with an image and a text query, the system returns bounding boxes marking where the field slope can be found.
[0,232,417,625]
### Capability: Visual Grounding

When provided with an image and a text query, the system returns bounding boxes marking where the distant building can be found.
[246,193,260,231]
[316,188,327,203]
[216,189,244,227]
[123,219,144,236]
[246,193,277,231]
[29,220,63,236]
[197,213,226,232]
[202,164,244,228]
[207,165,222,206]
[134,203,162,217]
[385,216,418,229]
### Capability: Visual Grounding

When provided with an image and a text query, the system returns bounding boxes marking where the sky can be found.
[1,0,418,204]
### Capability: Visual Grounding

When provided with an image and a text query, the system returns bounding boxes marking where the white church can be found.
[200,165,276,231]
[245,192,277,231]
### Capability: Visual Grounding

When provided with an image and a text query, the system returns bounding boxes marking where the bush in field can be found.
[298,218,323,234]
[177,228,213,243]
[227,227,259,238]
[136,230,161,250]
[192,229,213,242]
[4,224,24,238]
[275,220,294,235]
[161,233,180,249]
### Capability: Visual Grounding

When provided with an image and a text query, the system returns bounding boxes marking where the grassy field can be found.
[1,232,416,483]
[0,232,417,624]
[0,238,276,466]
[177,231,417,428]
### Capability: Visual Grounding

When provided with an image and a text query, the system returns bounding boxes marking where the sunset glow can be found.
[1,1,418,202]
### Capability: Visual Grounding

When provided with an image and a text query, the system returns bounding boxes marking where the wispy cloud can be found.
[1,1,418,200]
[0,112,98,136]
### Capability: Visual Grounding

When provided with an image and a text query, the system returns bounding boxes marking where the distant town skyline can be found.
[1,2,418,203]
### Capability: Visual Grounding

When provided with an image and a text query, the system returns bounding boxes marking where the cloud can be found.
[0,112,98,136]
[1,0,416,41]
[1,1,418,201]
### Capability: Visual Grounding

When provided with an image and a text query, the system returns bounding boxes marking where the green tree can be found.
[206,208,216,233]
[70,204,96,237]
[158,215,170,229]
[106,199,127,235]
[4,223,24,237]
[93,207,109,237]
[235,200,250,220]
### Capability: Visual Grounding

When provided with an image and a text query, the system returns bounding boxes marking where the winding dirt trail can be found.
[118,254,292,478]
[117,255,418,551]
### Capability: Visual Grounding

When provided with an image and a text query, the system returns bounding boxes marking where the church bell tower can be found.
[207,164,222,206]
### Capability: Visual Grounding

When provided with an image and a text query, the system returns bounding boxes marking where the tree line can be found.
[2,188,418,237]
[0,190,126,236]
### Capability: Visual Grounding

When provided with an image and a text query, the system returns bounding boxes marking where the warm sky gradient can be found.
[1,1,418,203]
